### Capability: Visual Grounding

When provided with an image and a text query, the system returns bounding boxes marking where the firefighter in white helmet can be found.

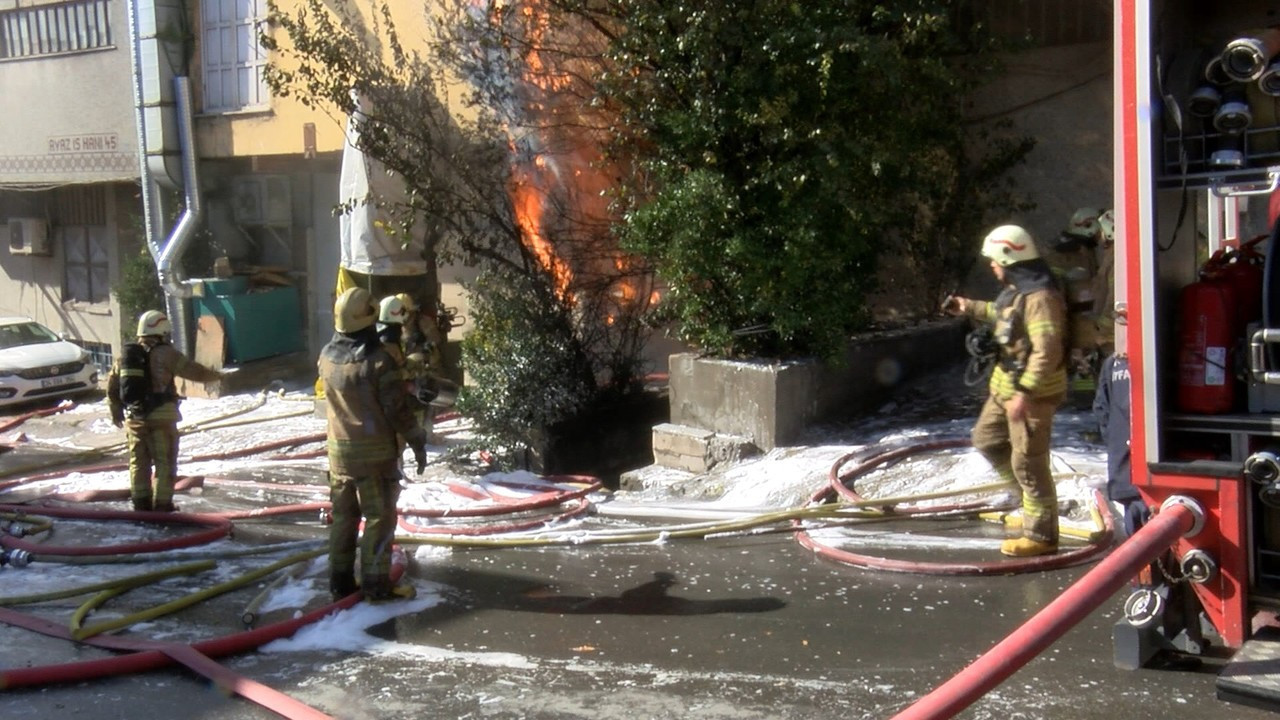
[1049,207,1104,395]
[1092,209,1118,357]
[943,225,1068,557]
[106,310,225,512]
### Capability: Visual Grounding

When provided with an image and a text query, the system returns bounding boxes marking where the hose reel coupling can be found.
[1245,449,1280,508]
[0,547,32,568]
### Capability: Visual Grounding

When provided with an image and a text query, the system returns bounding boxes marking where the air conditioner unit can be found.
[8,217,50,256]
[230,175,292,227]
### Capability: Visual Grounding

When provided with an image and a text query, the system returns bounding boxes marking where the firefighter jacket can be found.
[965,274,1069,401]
[106,339,222,423]
[318,329,425,476]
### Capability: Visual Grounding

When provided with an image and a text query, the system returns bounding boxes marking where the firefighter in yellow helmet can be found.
[1049,207,1104,396]
[318,287,426,601]
[106,310,225,512]
[942,225,1068,557]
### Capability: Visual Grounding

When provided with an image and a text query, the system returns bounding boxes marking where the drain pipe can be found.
[128,0,201,355]
[125,0,159,307]
[890,496,1203,720]
[157,76,201,356]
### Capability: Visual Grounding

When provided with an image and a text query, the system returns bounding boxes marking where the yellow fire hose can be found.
[71,548,323,640]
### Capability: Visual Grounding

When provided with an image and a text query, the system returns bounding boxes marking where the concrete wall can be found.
[974,41,1114,253]
[668,320,968,451]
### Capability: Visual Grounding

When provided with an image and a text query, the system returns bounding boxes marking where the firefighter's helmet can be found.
[394,292,418,312]
[1098,209,1116,245]
[981,225,1040,267]
[1064,207,1101,239]
[334,287,377,333]
[379,294,411,325]
[136,310,171,337]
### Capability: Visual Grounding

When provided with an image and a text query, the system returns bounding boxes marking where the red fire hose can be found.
[889,497,1200,720]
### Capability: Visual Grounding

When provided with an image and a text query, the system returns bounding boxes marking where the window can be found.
[0,0,112,61]
[81,340,112,375]
[202,0,269,111]
[62,226,109,304]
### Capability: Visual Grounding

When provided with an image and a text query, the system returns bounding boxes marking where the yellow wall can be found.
[195,0,472,160]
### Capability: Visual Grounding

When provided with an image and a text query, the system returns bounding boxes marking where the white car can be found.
[0,317,99,408]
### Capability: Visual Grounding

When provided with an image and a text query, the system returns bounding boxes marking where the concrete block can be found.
[651,423,756,472]
[665,319,967,450]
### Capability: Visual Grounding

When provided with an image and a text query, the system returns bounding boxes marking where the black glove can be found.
[411,442,427,475]
[415,376,439,405]
[110,405,125,428]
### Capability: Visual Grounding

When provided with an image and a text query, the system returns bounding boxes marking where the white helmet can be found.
[136,310,171,337]
[378,294,410,325]
[334,287,377,333]
[1098,209,1115,245]
[1064,207,1101,240]
[981,225,1040,267]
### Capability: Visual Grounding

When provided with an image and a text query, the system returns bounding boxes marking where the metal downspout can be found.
[125,0,158,320]
[160,77,201,355]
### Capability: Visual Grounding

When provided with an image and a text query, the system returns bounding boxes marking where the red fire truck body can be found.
[1117,0,1280,707]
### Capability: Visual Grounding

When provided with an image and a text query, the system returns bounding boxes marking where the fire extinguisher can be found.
[1176,266,1244,414]
[1204,234,1266,328]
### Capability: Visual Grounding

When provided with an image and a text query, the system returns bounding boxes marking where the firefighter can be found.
[1049,207,1103,394]
[106,310,225,512]
[377,294,412,367]
[318,287,427,602]
[1092,209,1117,358]
[386,292,453,438]
[943,225,1069,557]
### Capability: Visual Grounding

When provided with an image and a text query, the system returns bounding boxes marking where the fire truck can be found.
[1117,0,1280,709]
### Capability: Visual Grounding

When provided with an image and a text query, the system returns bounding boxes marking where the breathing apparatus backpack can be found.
[118,341,154,418]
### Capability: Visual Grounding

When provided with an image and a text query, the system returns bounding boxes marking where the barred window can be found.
[0,0,112,61]
[202,0,270,111]
[62,226,109,304]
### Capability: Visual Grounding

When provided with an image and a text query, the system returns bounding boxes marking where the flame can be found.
[513,160,572,298]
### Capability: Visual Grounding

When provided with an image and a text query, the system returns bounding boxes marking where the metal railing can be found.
[0,0,112,61]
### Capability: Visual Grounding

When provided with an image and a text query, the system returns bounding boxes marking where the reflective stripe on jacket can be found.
[968,287,1068,400]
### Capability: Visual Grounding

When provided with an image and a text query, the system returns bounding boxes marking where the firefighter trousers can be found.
[125,417,180,509]
[328,471,400,598]
[971,392,1064,544]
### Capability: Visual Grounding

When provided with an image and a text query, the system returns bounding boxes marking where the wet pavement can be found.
[0,378,1275,719]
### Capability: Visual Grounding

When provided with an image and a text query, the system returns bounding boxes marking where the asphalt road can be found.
[0,516,1270,720]
[0,387,1272,719]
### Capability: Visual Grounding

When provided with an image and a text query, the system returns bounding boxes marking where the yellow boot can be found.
[1000,537,1057,557]
[367,582,417,604]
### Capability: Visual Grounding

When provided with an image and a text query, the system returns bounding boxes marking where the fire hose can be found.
[888,496,1202,720]
[795,439,1115,575]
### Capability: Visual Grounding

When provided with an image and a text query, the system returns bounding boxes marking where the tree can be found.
[546,0,1033,360]
[264,0,652,458]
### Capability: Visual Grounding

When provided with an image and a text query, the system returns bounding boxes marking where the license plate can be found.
[40,376,71,388]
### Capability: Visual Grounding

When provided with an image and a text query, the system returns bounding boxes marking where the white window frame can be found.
[201,0,269,112]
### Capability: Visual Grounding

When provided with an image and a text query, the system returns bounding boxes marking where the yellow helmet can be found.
[334,287,377,333]
[394,292,418,312]
[981,225,1040,267]
[136,310,171,337]
[378,294,411,325]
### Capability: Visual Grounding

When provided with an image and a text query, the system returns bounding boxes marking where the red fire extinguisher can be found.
[1204,234,1266,328]
[1176,265,1245,414]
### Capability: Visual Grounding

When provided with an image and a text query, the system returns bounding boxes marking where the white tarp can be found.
[339,94,428,276]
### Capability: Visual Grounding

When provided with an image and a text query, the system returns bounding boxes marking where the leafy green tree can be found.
[572,0,1031,360]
